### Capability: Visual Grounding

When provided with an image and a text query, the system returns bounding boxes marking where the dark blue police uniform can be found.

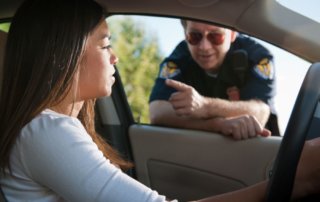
[149,34,280,135]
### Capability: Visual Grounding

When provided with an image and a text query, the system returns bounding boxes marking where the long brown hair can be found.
[0,0,132,172]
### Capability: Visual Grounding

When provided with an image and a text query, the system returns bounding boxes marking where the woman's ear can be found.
[230,31,238,42]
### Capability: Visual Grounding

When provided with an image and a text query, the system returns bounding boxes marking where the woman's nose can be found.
[110,53,119,65]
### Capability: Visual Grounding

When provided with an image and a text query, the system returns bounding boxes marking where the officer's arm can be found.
[149,100,225,131]
[163,79,270,127]
[202,97,270,127]
[150,100,271,139]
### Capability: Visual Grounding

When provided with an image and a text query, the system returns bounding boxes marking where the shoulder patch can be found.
[253,58,274,80]
[159,61,181,79]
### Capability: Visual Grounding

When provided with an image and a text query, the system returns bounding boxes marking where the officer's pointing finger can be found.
[165,79,190,91]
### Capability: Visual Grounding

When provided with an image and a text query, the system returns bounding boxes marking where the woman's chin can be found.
[93,88,112,99]
[111,76,115,83]
[100,89,112,97]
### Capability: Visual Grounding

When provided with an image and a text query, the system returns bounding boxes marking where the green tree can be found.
[0,23,10,32]
[108,16,163,123]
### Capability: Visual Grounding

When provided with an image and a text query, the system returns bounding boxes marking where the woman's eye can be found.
[102,45,112,50]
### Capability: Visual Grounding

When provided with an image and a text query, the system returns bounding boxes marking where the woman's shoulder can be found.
[15,109,94,170]
[20,109,89,144]
[40,109,82,125]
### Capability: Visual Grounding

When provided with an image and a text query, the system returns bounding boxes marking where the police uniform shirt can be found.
[149,34,278,133]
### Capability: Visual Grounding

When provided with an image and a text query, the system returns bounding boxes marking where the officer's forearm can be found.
[203,97,270,127]
[150,100,228,132]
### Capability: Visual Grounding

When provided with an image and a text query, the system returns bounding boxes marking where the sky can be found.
[109,0,319,134]
[278,0,320,22]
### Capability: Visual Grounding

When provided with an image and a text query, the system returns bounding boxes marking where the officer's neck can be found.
[206,71,219,78]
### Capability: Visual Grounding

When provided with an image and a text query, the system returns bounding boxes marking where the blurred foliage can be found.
[107,16,163,123]
[0,23,10,32]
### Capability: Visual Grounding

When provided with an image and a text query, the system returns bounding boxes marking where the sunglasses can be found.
[186,32,225,46]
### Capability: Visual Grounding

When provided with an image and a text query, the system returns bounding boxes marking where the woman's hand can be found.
[293,137,320,199]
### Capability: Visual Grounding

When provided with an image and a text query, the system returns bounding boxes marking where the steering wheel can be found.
[265,62,320,201]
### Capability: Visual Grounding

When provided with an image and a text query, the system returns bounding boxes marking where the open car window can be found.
[107,15,310,134]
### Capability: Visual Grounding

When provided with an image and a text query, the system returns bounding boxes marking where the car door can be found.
[129,124,280,201]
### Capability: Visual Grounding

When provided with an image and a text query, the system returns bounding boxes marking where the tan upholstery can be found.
[0,30,7,95]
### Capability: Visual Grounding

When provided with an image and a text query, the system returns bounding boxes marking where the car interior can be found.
[1,0,320,201]
[0,30,7,202]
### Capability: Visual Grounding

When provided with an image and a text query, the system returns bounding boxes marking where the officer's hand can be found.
[166,79,208,118]
[215,115,271,140]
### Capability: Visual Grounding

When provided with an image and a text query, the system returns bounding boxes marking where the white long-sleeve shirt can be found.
[0,109,168,202]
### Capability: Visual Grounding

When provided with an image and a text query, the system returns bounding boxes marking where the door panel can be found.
[129,124,281,201]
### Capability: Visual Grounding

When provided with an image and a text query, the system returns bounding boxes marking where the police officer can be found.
[149,20,280,140]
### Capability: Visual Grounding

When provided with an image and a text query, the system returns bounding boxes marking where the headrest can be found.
[0,30,7,94]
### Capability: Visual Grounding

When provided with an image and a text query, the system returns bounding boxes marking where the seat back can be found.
[0,29,8,202]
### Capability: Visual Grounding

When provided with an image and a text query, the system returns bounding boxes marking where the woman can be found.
[0,0,319,201]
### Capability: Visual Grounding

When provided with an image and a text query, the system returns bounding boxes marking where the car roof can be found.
[1,0,320,62]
